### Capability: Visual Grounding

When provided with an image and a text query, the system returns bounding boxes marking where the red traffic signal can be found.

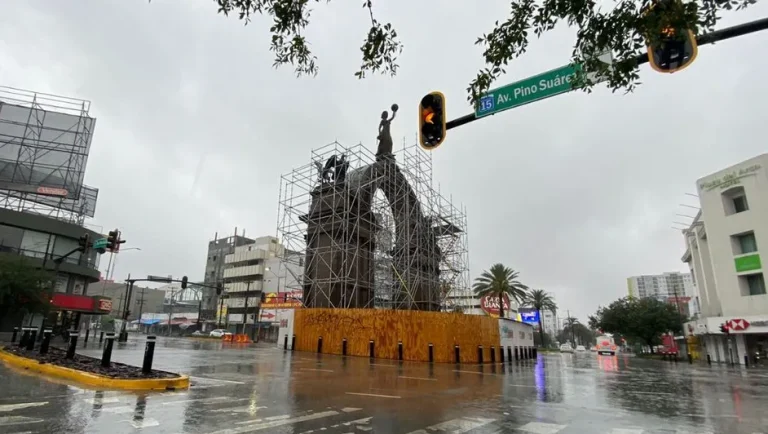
[418,92,446,150]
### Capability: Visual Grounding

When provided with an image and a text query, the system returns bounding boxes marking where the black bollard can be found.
[66,331,79,359]
[39,329,52,355]
[18,328,30,348]
[515,346,519,360]
[26,329,37,351]
[499,346,505,363]
[674,354,678,363]
[283,334,288,351]
[533,347,537,358]
[11,327,18,343]
[707,353,712,365]
[84,329,90,346]
[317,336,323,353]
[744,355,749,368]
[342,338,348,356]
[99,331,105,344]
[507,346,513,363]
[688,353,693,364]
[477,345,484,364]
[102,333,116,367]
[142,335,157,374]
[369,340,375,359]
[428,343,434,363]
[490,346,496,363]
[398,341,403,361]
[454,345,460,364]
[291,335,296,352]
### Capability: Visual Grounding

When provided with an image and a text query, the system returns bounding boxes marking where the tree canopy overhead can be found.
[210,0,756,104]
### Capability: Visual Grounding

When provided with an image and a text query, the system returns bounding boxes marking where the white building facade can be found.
[682,154,768,365]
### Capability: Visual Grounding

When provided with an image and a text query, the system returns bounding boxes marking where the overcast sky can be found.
[2,1,767,321]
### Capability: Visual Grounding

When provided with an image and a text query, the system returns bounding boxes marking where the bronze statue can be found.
[376,103,399,158]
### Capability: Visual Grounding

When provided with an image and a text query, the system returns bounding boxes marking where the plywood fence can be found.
[292,308,501,363]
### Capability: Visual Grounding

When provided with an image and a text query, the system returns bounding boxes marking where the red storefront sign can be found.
[51,294,113,314]
[726,319,751,331]
[262,291,303,309]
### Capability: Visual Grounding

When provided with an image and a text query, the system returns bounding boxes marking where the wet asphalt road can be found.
[1,337,767,434]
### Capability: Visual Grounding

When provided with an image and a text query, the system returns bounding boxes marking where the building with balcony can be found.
[201,231,254,320]
[626,272,698,318]
[681,154,768,365]
[221,235,303,339]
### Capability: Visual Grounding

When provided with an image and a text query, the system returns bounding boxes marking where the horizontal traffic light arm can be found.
[445,17,768,131]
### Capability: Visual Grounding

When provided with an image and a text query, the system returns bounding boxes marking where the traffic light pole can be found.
[445,17,768,131]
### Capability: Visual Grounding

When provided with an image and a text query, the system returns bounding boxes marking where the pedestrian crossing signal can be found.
[418,92,446,151]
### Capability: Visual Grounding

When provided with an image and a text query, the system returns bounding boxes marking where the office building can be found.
[682,154,768,365]
[201,230,254,319]
[626,272,698,318]
[542,310,559,337]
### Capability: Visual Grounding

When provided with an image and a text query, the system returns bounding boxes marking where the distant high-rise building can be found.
[201,231,254,321]
[626,272,698,318]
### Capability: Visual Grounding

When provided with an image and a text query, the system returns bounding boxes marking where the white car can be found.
[575,345,587,352]
[209,329,231,338]
[559,344,574,353]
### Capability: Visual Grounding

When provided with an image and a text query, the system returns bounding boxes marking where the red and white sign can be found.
[98,299,113,311]
[480,294,511,318]
[262,291,303,309]
[36,186,69,197]
[726,319,751,331]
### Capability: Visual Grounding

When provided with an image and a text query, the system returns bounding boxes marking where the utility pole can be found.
[242,281,251,336]
[168,286,175,337]
[135,287,146,334]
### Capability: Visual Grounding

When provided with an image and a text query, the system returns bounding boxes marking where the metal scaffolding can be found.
[0,86,97,225]
[276,140,471,312]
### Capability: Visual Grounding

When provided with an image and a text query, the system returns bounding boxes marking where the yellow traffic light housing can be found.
[418,91,446,151]
[644,0,698,74]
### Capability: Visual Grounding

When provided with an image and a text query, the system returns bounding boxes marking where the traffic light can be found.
[644,0,698,74]
[418,91,447,150]
[720,323,729,335]
[106,229,119,252]
[181,276,188,289]
[78,233,91,252]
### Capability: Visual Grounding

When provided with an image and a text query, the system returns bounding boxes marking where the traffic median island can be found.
[0,346,189,391]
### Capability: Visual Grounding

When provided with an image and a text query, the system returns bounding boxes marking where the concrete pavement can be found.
[1,337,767,433]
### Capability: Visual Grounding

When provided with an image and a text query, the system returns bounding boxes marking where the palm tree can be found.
[564,316,580,345]
[524,289,557,346]
[472,264,529,319]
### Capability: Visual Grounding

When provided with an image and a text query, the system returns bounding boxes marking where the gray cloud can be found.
[2,0,767,321]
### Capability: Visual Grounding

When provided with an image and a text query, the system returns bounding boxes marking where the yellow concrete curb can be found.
[0,348,189,391]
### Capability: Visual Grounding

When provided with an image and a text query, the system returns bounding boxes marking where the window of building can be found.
[722,186,749,215]
[732,231,758,255]
[739,273,767,296]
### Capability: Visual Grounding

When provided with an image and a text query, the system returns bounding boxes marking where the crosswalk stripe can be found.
[0,402,48,412]
[0,416,44,427]
[610,429,644,434]
[406,417,496,434]
[208,410,348,434]
[517,422,567,434]
[345,392,400,399]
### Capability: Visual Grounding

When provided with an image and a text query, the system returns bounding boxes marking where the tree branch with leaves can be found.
[206,0,756,105]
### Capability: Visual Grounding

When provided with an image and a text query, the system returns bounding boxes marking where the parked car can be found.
[209,329,231,338]
[575,345,587,352]
[560,344,574,353]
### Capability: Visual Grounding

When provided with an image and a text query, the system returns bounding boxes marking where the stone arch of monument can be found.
[302,157,442,311]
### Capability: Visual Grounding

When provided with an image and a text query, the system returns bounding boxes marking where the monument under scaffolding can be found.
[276,140,471,312]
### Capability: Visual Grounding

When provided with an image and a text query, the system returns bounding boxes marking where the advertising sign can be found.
[480,294,511,318]
[97,299,113,312]
[517,308,540,326]
[262,291,303,309]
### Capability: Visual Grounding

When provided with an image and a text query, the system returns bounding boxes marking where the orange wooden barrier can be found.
[292,308,500,363]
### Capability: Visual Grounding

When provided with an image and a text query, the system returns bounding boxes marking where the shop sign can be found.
[700,164,761,191]
[98,299,113,311]
[480,294,511,317]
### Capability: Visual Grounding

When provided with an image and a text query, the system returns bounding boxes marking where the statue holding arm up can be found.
[376,103,399,158]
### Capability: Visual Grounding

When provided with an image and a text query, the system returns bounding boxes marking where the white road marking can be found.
[160,396,229,406]
[406,417,495,434]
[452,370,489,375]
[345,392,401,399]
[211,405,268,413]
[398,376,436,381]
[83,397,121,405]
[0,402,48,412]
[517,422,567,434]
[189,376,246,385]
[101,406,135,414]
[300,368,335,373]
[209,410,346,433]
[341,408,362,413]
[368,363,398,368]
[0,416,45,426]
[127,418,160,429]
[610,429,644,434]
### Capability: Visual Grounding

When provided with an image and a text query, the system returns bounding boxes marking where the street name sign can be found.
[474,52,612,118]
[475,64,581,118]
[92,238,108,250]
